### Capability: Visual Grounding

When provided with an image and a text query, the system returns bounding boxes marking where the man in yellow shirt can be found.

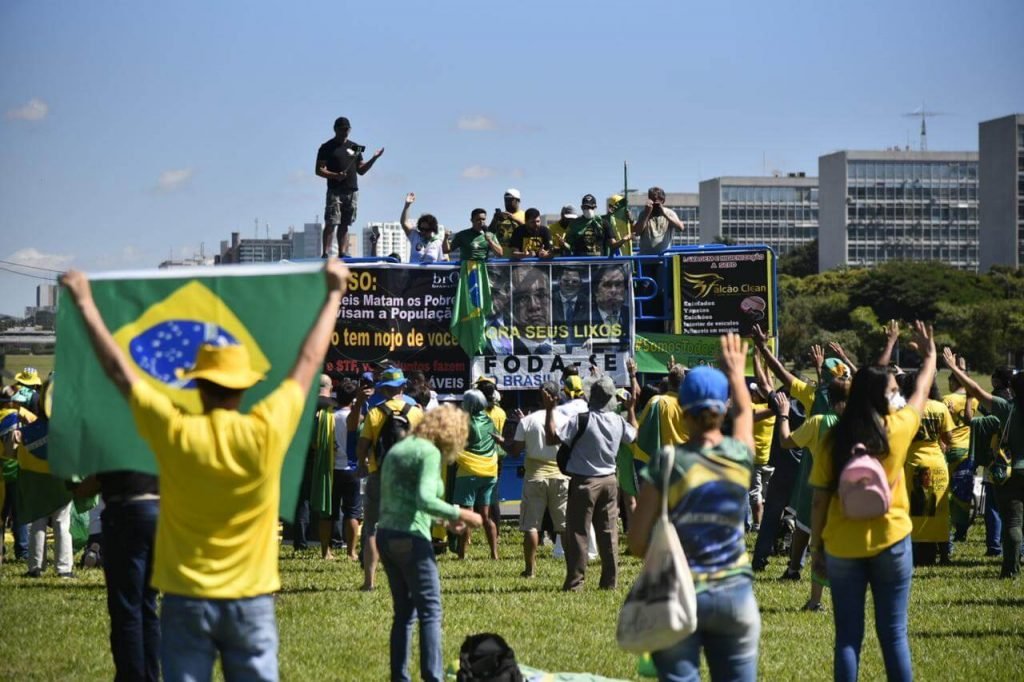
[943,371,977,545]
[355,367,423,590]
[61,260,349,682]
[634,364,689,471]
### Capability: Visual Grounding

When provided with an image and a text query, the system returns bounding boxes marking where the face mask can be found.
[582,208,596,219]
[888,392,906,410]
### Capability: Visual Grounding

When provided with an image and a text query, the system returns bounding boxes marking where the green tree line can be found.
[776,249,1024,372]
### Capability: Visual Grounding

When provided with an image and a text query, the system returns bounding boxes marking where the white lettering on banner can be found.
[471,353,630,391]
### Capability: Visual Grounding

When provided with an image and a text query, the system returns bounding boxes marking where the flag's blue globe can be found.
[129,320,238,389]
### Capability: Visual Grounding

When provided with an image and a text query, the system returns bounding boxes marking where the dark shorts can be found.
[325,189,358,228]
[453,476,497,508]
[331,469,363,522]
[362,472,381,536]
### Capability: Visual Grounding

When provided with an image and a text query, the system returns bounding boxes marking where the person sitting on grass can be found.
[376,404,483,682]
[61,260,349,682]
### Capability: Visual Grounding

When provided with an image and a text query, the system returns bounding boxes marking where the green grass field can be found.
[2,521,1021,681]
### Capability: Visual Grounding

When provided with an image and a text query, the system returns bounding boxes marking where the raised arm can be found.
[876,319,899,367]
[751,324,799,390]
[772,392,797,449]
[720,333,755,452]
[828,341,857,374]
[399,193,416,236]
[906,321,937,415]
[61,271,139,398]
[357,147,384,175]
[943,347,994,411]
[287,260,349,395]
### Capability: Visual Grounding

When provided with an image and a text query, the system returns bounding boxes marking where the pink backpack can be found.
[838,444,892,520]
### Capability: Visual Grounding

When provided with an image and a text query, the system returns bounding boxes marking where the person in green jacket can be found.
[377,404,483,682]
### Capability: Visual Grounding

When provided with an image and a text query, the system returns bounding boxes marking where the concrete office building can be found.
[289,222,325,260]
[819,150,979,272]
[699,176,818,255]
[364,222,410,262]
[979,114,1024,270]
[217,231,293,264]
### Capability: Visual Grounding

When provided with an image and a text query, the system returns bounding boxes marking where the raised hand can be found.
[719,332,749,380]
[885,319,899,342]
[942,346,958,369]
[404,192,416,205]
[828,341,847,359]
[750,323,768,347]
[772,391,790,415]
[810,344,825,370]
[325,259,351,295]
[910,321,935,357]
[373,147,385,159]
[60,270,92,304]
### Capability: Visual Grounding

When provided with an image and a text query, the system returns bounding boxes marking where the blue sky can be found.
[1,0,1022,316]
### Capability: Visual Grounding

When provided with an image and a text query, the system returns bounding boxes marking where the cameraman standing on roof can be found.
[316,116,384,258]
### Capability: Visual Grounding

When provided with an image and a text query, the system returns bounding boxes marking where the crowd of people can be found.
[1,115,1021,682]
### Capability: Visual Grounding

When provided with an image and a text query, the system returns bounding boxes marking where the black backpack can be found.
[374,402,414,464]
[456,633,522,682]
[556,412,590,476]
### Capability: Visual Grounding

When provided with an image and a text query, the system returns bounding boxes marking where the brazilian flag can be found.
[50,263,327,519]
[450,260,492,357]
[608,194,632,256]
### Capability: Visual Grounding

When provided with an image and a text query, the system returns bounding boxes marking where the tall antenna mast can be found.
[902,105,944,151]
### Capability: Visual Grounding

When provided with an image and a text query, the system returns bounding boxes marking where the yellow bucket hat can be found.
[15,367,42,387]
[176,343,264,390]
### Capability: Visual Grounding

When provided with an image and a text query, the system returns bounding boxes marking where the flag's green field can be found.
[1,522,1021,681]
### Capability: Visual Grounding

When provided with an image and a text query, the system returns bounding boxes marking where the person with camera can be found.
[633,186,684,256]
[488,188,526,256]
[316,116,384,258]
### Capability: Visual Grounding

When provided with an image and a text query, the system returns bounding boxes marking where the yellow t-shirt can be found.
[548,220,571,252]
[790,377,818,415]
[942,392,976,452]
[492,209,526,257]
[360,398,424,473]
[752,402,775,467]
[129,378,306,598]
[808,406,920,559]
[635,392,689,463]
[905,399,954,542]
[485,404,507,437]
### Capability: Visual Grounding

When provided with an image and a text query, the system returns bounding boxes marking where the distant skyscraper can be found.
[699,176,818,255]
[216,231,293,264]
[979,113,1024,270]
[290,222,324,260]
[819,150,979,271]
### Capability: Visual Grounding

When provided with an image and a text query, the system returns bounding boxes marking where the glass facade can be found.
[717,184,818,254]
[236,240,292,263]
[845,160,979,269]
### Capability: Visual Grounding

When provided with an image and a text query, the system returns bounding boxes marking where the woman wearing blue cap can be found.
[628,333,760,681]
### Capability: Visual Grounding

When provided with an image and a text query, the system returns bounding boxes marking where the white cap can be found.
[504,188,521,200]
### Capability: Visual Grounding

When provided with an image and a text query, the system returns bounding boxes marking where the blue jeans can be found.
[102,499,160,682]
[651,576,760,682]
[983,481,1003,553]
[377,527,444,682]
[160,594,278,682]
[826,534,913,682]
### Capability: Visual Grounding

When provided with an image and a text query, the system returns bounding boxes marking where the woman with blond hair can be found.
[377,404,483,682]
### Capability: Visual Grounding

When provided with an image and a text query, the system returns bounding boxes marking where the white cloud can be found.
[6,98,49,122]
[156,168,194,192]
[5,247,73,271]
[461,165,495,180]
[457,115,498,132]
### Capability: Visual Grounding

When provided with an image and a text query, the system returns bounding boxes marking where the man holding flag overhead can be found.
[446,208,502,357]
[60,259,350,682]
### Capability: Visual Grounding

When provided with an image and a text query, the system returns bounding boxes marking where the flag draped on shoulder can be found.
[50,263,328,519]
[450,260,492,357]
[1,408,72,522]
[634,396,664,465]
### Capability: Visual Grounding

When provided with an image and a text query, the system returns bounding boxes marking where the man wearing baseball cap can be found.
[548,205,578,255]
[61,260,351,681]
[488,188,526,256]
[565,194,631,257]
[316,116,385,258]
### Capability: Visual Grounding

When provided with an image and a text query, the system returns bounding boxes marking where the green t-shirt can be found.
[466,411,497,456]
[989,396,1024,470]
[566,216,614,256]
[378,436,461,540]
[450,228,495,261]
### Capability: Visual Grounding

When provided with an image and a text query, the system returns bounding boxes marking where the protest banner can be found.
[671,247,776,338]
[472,260,635,390]
[50,263,326,519]
[327,264,471,393]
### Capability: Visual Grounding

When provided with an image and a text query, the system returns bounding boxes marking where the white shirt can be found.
[555,410,637,477]
[557,397,588,417]
[514,409,564,462]
[333,407,352,470]
[407,231,446,264]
